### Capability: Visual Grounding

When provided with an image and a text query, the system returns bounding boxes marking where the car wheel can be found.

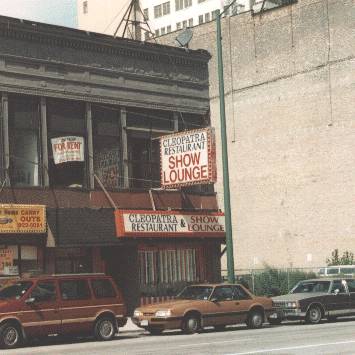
[268,317,282,325]
[94,317,116,341]
[0,322,22,349]
[306,305,322,324]
[147,328,163,335]
[182,314,201,334]
[247,310,264,329]
[213,325,226,331]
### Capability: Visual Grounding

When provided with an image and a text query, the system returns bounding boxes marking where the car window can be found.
[30,281,56,302]
[212,286,233,301]
[0,281,32,300]
[177,286,213,300]
[346,279,355,292]
[331,280,347,293]
[291,281,330,293]
[60,280,90,300]
[233,286,251,300]
[328,268,339,275]
[91,279,116,299]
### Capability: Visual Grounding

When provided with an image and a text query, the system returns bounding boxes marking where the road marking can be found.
[176,338,252,348]
[226,339,355,355]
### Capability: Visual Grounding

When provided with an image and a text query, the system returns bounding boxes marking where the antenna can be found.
[114,0,154,41]
[175,28,193,48]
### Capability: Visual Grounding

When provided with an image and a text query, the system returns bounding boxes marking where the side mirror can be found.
[25,297,36,304]
[210,297,219,303]
[333,289,340,295]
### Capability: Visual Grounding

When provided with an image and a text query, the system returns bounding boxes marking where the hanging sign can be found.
[115,210,225,238]
[0,204,46,233]
[51,136,85,164]
[160,128,217,188]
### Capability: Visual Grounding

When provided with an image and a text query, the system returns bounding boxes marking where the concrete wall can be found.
[157,0,355,269]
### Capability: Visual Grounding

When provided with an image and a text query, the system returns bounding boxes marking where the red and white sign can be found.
[160,128,217,188]
[115,210,225,238]
[51,136,85,164]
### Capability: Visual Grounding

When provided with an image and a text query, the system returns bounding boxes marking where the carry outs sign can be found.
[160,128,217,188]
[115,210,225,238]
[51,136,84,164]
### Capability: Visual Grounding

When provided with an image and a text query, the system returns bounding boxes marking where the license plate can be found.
[140,320,148,326]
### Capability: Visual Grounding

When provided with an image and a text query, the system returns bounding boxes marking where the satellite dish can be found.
[175,28,193,48]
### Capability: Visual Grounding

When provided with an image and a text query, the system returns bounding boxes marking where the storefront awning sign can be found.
[0,204,46,233]
[160,128,217,188]
[115,210,225,238]
[51,136,85,164]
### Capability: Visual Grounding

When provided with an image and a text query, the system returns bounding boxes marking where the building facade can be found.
[156,0,355,270]
[77,0,251,39]
[0,15,224,313]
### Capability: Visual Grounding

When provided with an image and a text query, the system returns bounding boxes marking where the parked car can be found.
[132,283,273,335]
[0,274,127,349]
[269,278,355,325]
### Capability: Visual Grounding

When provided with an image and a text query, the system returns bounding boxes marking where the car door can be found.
[231,285,253,324]
[327,279,350,316]
[22,280,61,337]
[207,286,237,326]
[345,279,355,315]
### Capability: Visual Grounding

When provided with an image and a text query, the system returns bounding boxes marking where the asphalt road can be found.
[5,319,355,355]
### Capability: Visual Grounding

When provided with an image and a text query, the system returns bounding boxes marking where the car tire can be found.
[182,314,201,334]
[268,317,282,325]
[147,328,163,335]
[306,305,322,324]
[247,310,264,329]
[94,317,116,341]
[0,322,22,349]
[213,325,226,331]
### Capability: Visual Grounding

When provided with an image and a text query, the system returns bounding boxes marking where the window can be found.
[212,10,219,20]
[162,1,171,15]
[31,281,56,302]
[155,29,160,37]
[143,8,149,20]
[175,0,183,11]
[198,15,204,24]
[212,286,233,301]
[47,99,86,188]
[205,13,210,22]
[0,281,32,300]
[55,248,92,274]
[198,0,206,2]
[184,0,192,7]
[176,22,181,30]
[139,249,198,285]
[8,95,40,187]
[331,280,347,294]
[60,280,90,300]
[188,18,193,27]
[144,31,150,40]
[91,279,116,298]
[161,27,166,35]
[83,0,88,14]
[92,105,121,190]
[233,285,251,300]
[182,20,187,28]
[346,279,355,293]
[167,25,172,33]
[154,4,162,18]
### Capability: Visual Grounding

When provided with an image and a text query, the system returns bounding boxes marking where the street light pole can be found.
[216,3,236,284]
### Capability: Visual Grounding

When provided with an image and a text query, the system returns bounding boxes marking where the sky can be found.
[0,0,77,28]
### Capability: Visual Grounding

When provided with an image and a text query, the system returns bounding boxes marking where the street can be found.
[5,319,355,355]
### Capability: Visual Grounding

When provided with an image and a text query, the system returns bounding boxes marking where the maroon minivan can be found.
[0,274,127,349]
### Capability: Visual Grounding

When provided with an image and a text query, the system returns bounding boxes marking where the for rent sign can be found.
[115,210,225,238]
[51,136,85,164]
[160,128,217,188]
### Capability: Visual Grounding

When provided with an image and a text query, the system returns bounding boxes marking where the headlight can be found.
[286,302,298,308]
[134,310,143,317]
[155,310,172,318]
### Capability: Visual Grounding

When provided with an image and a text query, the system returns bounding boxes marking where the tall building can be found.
[77,0,250,38]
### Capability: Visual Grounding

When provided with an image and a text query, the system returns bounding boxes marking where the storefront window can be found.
[92,105,121,190]
[47,99,86,188]
[54,248,92,274]
[8,95,40,186]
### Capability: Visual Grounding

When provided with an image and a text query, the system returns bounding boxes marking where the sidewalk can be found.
[120,318,142,333]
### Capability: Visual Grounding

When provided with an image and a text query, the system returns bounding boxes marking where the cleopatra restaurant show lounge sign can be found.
[0,204,46,233]
[115,210,225,238]
[160,128,217,188]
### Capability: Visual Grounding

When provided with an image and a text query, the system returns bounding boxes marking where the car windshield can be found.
[291,281,330,294]
[177,286,213,300]
[0,281,33,300]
